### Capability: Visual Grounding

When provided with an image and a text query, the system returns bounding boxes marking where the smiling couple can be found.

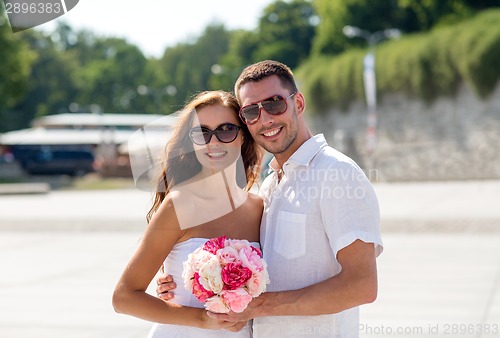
[113,60,383,338]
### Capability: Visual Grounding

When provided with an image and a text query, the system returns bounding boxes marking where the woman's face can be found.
[190,104,243,173]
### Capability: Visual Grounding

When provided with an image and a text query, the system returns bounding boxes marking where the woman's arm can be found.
[112,195,230,330]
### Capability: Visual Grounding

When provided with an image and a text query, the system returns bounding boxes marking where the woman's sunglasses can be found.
[239,92,297,125]
[189,123,242,145]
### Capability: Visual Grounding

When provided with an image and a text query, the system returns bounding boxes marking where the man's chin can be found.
[260,136,294,156]
[261,143,287,156]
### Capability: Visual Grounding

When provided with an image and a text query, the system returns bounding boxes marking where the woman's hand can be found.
[200,311,248,331]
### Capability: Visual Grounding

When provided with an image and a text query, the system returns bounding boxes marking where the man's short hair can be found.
[234,60,298,103]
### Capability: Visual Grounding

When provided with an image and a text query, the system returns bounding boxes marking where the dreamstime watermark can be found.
[260,321,499,336]
[2,0,79,32]
[359,323,499,336]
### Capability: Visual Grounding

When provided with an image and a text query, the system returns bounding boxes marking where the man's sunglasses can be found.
[189,123,242,145]
[239,92,297,125]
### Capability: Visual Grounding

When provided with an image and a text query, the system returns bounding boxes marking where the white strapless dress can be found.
[147,238,255,338]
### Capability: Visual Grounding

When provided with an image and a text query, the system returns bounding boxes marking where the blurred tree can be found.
[253,0,317,68]
[462,0,500,10]
[76,37,150,113]
[0,9,34,132]
[11,28,79,122]
[209,29,259,92]
[11,23,156,124]
[158,24,231,112]
[212,0,317,91]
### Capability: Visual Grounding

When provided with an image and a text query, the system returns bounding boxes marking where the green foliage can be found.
[0,9,35,132]
[298,9,500,114]
[212,0,317,93]
[451,10,500,98]
[254,0,317,68]
[209,29,259,92]
[311,0,349,55]
[158,24,231,111]
[14,29,80,119]
[8,24,156,130]
[297,51,365,113]
[75,37,149,113]
[311,0,497,56]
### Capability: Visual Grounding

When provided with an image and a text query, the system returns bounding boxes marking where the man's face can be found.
[238,75,299,156]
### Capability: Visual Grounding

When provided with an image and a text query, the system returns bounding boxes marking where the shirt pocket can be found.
[273,211,307,260]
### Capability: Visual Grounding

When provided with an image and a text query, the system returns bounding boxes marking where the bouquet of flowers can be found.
[182,236,270,313]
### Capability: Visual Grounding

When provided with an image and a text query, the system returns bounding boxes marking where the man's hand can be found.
[207,296,264,323]
[206,310,251,324]
[156,273,176,301]
[224,320,249,332]
[199,311,248,331]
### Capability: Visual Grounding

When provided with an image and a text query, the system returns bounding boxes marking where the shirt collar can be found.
[268,134,327,173]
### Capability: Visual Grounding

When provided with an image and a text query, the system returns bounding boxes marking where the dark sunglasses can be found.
[239,92,297,125]
[189,123,242,145]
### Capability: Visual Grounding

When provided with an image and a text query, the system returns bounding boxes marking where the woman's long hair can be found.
[146,90,263,223]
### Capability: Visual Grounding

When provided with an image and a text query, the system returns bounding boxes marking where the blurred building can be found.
[0,113,176,177]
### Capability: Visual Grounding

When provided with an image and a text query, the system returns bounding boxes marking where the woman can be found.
[112,90,264,337]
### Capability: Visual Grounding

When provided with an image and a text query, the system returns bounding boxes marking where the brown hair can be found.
[146,90,263,223]
[234,60,298,103]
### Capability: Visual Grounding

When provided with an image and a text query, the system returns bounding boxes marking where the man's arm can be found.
[156,274,176,301]
[208,239,378,322]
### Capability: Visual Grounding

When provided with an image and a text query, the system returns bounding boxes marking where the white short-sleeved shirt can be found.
[253,134,383,338]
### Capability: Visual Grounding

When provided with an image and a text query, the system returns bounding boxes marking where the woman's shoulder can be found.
[246,191,263,204]
[149,192,183,231]
[243,191,263,214]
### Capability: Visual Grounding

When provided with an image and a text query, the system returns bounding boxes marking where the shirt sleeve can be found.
[320,161,383,259]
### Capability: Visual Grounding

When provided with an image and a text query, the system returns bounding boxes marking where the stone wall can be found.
[308,82,500,182]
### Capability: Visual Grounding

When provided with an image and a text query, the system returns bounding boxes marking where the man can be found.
[157,60,383,337]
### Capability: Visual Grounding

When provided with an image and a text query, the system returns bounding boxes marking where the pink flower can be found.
[217,246,240,265]
[192,272,215,302]
[251,246,263,258]
[203,236,226,255]
[205,295,230,314]
[221,289,253,313]
[239,246,265,273]
[221,263,252,290]
[225,238,250,251]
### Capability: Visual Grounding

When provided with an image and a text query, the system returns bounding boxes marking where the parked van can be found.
[20,149,96,176]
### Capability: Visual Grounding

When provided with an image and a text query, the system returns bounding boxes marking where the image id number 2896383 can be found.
[5,2,62,14]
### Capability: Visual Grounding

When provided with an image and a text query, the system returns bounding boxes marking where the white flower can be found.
[205,295,230,314]
[183,248,216,291]
[245,269,270,297]
[198,256,224,294]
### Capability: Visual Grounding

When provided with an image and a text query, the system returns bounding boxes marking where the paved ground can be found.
[375,180,500,233]
[0,180,499,337]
